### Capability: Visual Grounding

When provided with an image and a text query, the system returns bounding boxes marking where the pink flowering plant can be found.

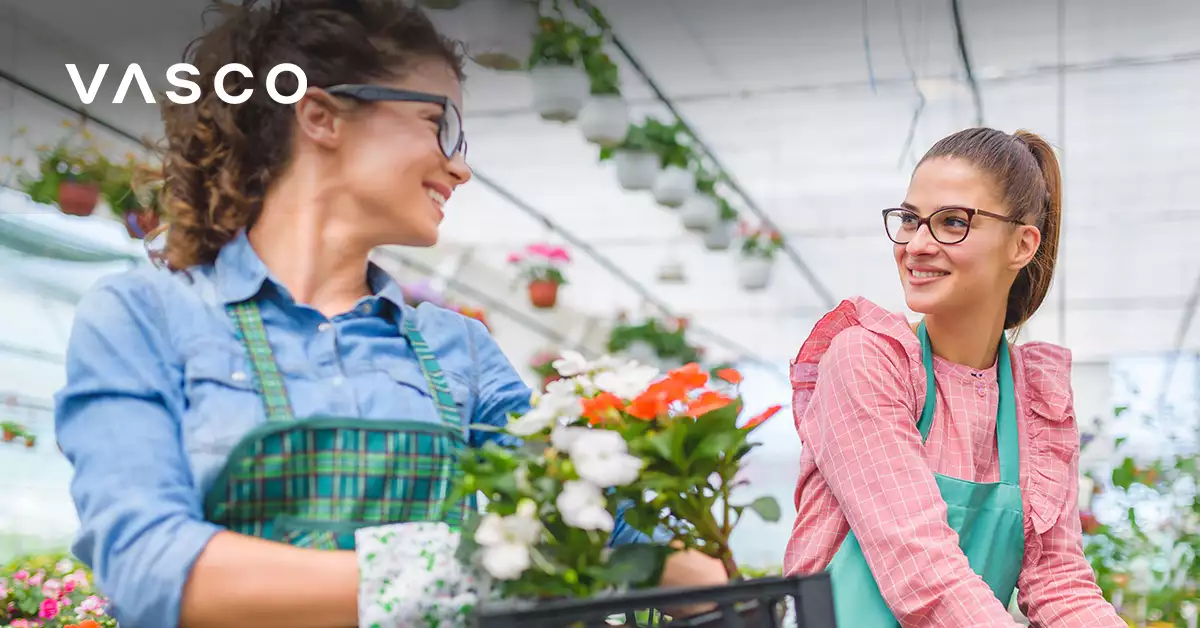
[507,243,571,287]
[739,223,784,259]
[1,552,117,628]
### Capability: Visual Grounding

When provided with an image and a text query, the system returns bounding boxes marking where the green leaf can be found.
[745,496,781,523]
[1111,457,1137,490]
[601,543,671,588]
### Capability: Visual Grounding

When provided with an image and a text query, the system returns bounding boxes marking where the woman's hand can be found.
[657,549,729,617]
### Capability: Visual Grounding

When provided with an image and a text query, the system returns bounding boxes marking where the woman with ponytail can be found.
[784,128,1124,627]
[52,2,724,627]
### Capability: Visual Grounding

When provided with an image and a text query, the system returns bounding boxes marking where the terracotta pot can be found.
[2,429,14,442]
[528,280,559,309]
[24,438,35,449]
[123,210,161,239]
[57,181,101,216]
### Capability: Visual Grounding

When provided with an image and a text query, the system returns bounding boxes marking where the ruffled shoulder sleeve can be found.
[1011,341,1080,541]
[790,297,926,423]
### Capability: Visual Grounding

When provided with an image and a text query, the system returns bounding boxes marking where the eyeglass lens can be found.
[441,102,465,160]
[885,208,971,244]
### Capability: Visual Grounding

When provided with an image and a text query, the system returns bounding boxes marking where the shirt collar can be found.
[213,230,408,321]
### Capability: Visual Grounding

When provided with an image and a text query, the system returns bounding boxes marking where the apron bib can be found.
[202,299,474,550]
[825,321,1025,626]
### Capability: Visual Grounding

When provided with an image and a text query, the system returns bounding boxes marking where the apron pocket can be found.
[270,515,364,550]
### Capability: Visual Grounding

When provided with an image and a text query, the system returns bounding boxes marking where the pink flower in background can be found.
[79,595,106,614]
[13,570,29,582]
[41,578,62,599]
[27,571,44,587]
[38,597,59,619]
[65,569,89,588]
[63,579,77,594]
[0,581,7,598]
[9,619,30,628]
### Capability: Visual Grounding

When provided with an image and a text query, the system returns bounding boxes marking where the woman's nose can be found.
[905,224,939,255]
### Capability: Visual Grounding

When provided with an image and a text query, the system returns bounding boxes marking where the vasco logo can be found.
[65,63,308,105]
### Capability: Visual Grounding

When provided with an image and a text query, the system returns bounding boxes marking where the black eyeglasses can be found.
[324,84,467,160]
[883,206,1024,245]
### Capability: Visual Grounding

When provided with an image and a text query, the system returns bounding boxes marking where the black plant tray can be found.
[473,573,837,628]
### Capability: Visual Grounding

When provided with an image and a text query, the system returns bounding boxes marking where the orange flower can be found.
[581,392,624,425]
[665,363,708,390]
[716,368,742,385]
[79,621,101,628]
[743,405,782,430]
[685,391,734,417]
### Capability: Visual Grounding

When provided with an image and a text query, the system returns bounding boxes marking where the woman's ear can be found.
[1010,224,1042,271]
[293,87,348,150]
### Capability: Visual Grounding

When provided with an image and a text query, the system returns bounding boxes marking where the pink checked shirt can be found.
[784,297,1123,628]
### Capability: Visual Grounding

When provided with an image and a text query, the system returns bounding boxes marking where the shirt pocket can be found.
[182,348,263,455]
[373,358,472,429]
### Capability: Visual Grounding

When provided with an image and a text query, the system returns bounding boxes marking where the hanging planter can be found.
[1,421,20,442]
[579,49,628,146]
[656,257,686,284]
[23,434,36,449]
[704,219,737,251]
[527,16,594,122]
[509,243,571,310]
[461,0,539,71]
[680,192,720,231]
[599,122,658,191]
[103,158,165,239]
[607,316,701,370]
[651,165,695,208]
[738,225,784,290]
[19,140,109,218]
[738,255,775,291]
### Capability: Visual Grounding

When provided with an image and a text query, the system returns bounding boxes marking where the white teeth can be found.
[426,189,446,206]
[912,270,949,279]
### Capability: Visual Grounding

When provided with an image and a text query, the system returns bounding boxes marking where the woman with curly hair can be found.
[53,1,725,627]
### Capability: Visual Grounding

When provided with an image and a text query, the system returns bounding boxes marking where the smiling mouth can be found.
[426,188,447,207]
[910,269,949,279]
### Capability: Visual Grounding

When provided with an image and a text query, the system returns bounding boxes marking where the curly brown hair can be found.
[917,127,1063,331]
[157,0,465,271]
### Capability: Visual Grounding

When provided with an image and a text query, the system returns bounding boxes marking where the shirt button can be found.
[318,322,331,332]
[231,371,247,382]
[976,387,986,397]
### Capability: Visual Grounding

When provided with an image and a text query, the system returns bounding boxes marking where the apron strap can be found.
[226,300,296,423]
[916,321,1020,485]
[400,316,467,435]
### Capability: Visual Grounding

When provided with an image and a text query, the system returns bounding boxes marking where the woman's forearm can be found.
[180,531,359,628]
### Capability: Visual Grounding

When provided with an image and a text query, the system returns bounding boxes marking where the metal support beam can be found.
[576,0,836,309]
[949,0,985,126]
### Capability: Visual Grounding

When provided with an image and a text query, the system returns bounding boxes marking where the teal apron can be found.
[825,321,1024,625]
[202,299,474,549]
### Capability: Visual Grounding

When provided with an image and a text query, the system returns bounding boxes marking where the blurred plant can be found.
[1,551,118,627]
[507,243,571,287]
[739,224,784,259]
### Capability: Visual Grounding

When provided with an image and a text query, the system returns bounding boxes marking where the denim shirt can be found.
[53,231,655,628]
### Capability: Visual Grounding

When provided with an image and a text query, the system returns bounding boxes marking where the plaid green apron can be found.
[202,299,474,550]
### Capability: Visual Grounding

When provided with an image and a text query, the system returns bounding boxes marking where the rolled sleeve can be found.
[54,275,221,628]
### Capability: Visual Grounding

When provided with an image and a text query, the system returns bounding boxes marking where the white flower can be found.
[506,404,557,436]
[592,363,660,400]
[551,350,590,377]
[551,427,644,488]
[556,480,614,532]
[474,500,542,580]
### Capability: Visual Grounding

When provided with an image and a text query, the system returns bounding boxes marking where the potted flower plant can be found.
[1,551,119,627]
[102,156,163,240]
[508,243,570,309]
[528,349,562,389]
[19,140,109,217]
[598,122,659,191]
[737,224,784,290]
[449,357,795,625]
[454,304,492,332]
[607,316,700,370]
[1,421,22,442]
[703,198,739,251]
[527,15,593,122]
[643,118,696,208]
[577,48,628,147]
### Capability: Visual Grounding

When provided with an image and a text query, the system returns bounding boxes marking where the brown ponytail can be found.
[158,0,465,271]
[918,127,1063,330]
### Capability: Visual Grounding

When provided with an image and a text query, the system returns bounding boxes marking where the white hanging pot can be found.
[651,166,695,208]
[462,0,539,71]
[578,94,629,147]
[621,339,659,367]
[680,193,719,231]
[704,220,736,251]
[657,258,686,284]
[530,64,589,122]
[738,255,775,291]
[614,150,660,191]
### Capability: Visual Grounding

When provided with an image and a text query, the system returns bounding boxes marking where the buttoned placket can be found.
[316,314,359,416]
